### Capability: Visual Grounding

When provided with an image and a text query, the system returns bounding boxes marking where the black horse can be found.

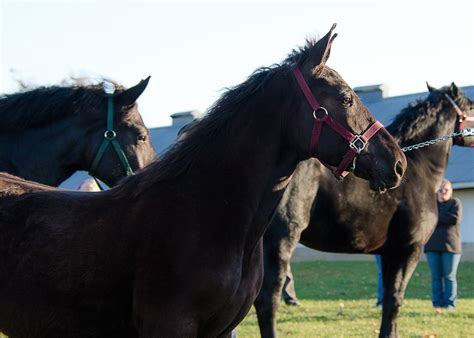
[255,83,474,338]
[0,25,406,337]
[0,77,156,186]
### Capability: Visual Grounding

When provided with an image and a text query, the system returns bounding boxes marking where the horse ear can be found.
[426,81,436,93]
[308,23,338,77]
[115,76,151,107]
[450,82,459,97]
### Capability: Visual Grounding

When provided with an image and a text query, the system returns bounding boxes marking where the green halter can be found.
[89,95,134,188]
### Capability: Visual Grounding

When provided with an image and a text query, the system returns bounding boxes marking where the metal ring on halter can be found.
[104,130,117,140]
[312,107,328,120]
[349,135,367,153]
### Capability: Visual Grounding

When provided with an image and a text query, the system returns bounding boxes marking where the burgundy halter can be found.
[293,67,384,180]
[444,93,474,147]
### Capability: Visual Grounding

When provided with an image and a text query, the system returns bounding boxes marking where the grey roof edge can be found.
[354,84,388,93]
[170,110,203,118]
[452,182,474,190]
[378,85,474,102]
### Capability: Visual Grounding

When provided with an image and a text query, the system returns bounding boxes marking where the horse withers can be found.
[0,77,156,186]
[255,82,474,338]
[0,24,406,338]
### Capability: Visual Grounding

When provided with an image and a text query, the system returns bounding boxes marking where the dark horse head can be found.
[85,77,157,186]
[178,24,406,191]
[425,82,474,147]
[0,77,156,186]
[287,24,406,191]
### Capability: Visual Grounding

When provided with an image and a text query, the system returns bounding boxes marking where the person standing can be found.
[424,179,463,311]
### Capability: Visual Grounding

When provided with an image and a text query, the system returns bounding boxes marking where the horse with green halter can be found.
[89,82,134,189]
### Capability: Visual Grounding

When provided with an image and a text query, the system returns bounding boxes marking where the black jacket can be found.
[424,198,463,254]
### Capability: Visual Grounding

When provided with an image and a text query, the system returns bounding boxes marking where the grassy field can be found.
[238,261,474,337]
[1,261,472,337]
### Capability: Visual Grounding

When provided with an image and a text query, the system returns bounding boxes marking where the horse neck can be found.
[401,109,457,189]
[407,141,452,189]
[0,119,87,186]
[134,91,299,252]
[190,106,297,230]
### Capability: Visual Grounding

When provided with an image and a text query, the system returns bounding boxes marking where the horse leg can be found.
[379,246,422,338]
[282,265,299,305]
[254,241,286,338]
[254,222,303,338]
[255,160,319,338]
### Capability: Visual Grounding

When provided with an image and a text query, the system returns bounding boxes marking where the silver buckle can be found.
[350,135,367,153]
[462,128,474,137]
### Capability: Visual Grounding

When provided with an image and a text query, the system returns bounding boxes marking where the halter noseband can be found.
[444,93,474,147]
[89,87,134,187]
[293,67,384,180]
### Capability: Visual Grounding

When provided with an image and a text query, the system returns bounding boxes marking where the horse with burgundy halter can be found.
[0,25,406,338]
[254,83,474,338]
[0,77,156,187]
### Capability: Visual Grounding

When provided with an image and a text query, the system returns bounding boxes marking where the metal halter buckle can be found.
[349,135,367,153]
[462,128,474,137]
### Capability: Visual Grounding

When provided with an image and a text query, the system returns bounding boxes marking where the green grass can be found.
[238,261,474,337]
[1,261,472,337]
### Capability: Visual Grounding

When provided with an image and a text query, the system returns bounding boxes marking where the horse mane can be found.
[115,36,327,196]
[117,66,285,196]
[283,36,322,66]
[0,79,124,132]
[386,86,469,145]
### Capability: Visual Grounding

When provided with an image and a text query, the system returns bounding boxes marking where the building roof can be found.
[151,110,202,155]
[59,86,474,190]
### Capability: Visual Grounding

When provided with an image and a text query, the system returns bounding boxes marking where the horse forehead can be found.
[121,106,146,127]
[460,94,474,111]
[319,67,350,90]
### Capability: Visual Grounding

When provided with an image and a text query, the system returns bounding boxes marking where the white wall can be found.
[453,188,474,243]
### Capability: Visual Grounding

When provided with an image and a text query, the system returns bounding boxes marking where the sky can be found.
[1,0,473,128]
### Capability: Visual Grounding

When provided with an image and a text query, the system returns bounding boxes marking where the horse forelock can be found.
[283,36,321,67]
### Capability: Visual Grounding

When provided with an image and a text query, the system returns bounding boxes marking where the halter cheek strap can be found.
[293,67,384,180]
[89,95,134,189]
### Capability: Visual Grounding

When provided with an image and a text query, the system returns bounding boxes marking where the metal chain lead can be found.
[401,131,464,152]
[402,93,474,152]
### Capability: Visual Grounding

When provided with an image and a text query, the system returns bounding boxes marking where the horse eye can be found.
[137,135,147,142]
[342,96,353,107]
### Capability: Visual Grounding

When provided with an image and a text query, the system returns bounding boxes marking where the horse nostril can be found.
[395,160,404,177]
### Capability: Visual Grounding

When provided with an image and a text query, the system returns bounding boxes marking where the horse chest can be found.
[201,243,264,337]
